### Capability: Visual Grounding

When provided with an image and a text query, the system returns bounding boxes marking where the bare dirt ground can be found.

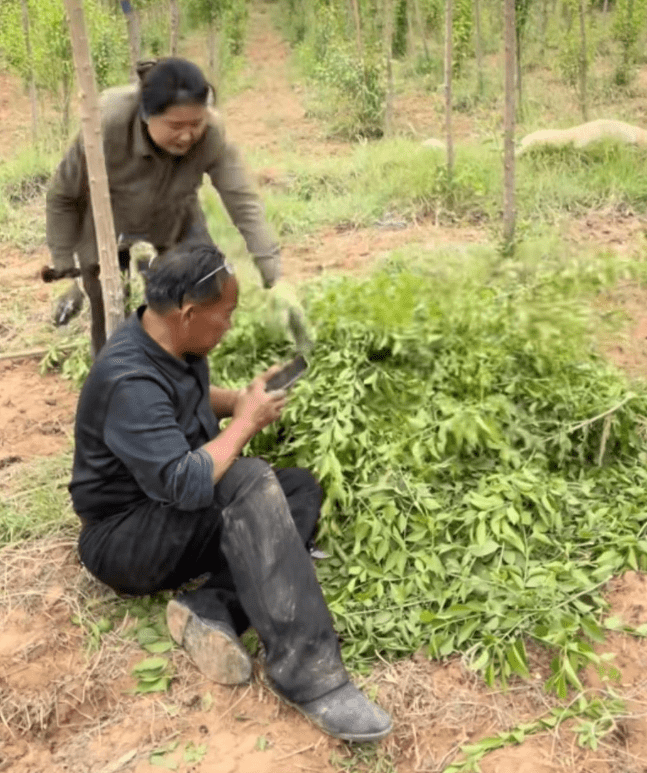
[2,5,647,773]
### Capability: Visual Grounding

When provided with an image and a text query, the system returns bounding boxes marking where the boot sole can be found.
[166,599,252,685]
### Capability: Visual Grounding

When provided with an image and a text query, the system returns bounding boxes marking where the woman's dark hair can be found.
[139,58,214,119]
[145,243,234,312]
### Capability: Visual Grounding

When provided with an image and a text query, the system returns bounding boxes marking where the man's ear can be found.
[179,302,196,327]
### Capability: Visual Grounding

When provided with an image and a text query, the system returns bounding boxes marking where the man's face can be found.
[147,103,208,156]
[182,277,238,358]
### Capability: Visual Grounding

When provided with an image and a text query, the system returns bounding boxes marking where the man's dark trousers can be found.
[78,458,348,704]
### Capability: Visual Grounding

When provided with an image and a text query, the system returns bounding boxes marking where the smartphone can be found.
[265,354,308,392]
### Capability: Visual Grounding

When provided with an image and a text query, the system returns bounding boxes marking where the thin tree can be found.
[350,0,364,57]
[63,0,124,338]
[412,0,431,60]
[20,0,38,144]
[169,0,180,55]
[474,0,484,96]
[503,0,516,250]
[384,0,395,136]
[515,0,531,119]
[445,0,454,178]
[120,0,141,81]
[578,0,588,120]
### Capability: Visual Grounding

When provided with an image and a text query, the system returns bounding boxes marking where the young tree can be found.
[18,0,39,143]
[350,0,364,57]
[63,0,124,338]
[169,0,180,54]
[503,0,516,250]
[445,0,454,178]
[411,0,431,60]
[0,0,128,136]
[578,0,588,120]
[119,0,141,80]
[383,0,395,136]
[515,0,532,118]
[474,0,484,96]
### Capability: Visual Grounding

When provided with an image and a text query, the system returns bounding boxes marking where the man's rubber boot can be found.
[166,598,252,685]
[217,460,349,704]
[260,672,392,742]
[292,682,392,742]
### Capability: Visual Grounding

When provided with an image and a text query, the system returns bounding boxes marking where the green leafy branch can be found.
[444,694,626,772]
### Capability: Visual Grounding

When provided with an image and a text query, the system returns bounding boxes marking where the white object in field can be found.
[421,138,446,151]
[517,119,647,156]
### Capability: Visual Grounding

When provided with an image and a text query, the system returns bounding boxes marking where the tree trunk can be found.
[515,26,523,119]
[63,0,124,338]
[579,0,588,120]
[207,22,222,78]
[169,0,180,56]
[412,0,430,60]
[350,0,364,58]
[474,0,484,96]
[540,0,549,56]
[503,0,516,250]
[384,0,395,136]
[407,0,416,56]
[20,0,38,144]
[444,0,454,178]
[121,1,141,81]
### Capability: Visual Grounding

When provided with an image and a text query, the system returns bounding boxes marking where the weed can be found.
[0,452,76,546]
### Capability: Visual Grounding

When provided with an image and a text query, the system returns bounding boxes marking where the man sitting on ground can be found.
[68,243,392,742]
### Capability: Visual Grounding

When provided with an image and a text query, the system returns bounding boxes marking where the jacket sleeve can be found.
[45,134,90,272]
[103,378,216,511]
[204,112,281,287]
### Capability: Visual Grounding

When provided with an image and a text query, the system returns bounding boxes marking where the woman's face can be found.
[146,102,208,155]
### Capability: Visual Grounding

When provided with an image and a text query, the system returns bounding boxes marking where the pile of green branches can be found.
[210,245,647,692]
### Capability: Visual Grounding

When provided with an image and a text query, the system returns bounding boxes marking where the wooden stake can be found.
[63,0,124,339]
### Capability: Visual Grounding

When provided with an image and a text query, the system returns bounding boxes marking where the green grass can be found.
[202,138,647,247]
[0,145,58,247]
[0,452,76,546]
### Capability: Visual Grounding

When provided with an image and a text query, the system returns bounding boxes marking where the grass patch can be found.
[0,451,76,546]
[0,146,57,247]
[205,138,647,244]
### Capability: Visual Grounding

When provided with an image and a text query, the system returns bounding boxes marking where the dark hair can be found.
[145,243,234,312]
[140,58,213,119]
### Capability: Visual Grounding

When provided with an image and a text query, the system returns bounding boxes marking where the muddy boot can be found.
[215,460,391,741]
[270,680,392,742]
[216,460,349,703]
[166,594,252,685]
[54,281,84,326]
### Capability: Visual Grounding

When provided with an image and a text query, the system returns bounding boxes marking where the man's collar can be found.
[133,306,203,370]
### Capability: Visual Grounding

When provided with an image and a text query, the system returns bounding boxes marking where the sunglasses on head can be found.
[194,261,234,286]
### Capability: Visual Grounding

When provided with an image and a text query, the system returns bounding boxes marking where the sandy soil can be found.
[2,5,647,773]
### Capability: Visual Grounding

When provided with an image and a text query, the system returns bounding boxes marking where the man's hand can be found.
[233,365,288,434]
[268,279,314,352]
[203,366,287,484]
